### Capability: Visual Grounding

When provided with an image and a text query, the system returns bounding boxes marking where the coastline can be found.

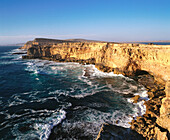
[21,38,170,139]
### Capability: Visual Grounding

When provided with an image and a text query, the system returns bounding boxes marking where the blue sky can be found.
[0,0,170,44]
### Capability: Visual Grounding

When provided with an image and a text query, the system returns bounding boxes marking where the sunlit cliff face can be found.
[22,40,170,81]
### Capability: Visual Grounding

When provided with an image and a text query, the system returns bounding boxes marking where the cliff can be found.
[20,38,70,49]
[22,38,170,139]
[20,38,105,49]
[22,39,170,81]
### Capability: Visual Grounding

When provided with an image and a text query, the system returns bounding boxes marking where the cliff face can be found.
[21,41,34,49]
[23,41,170,81]
[22,39,170,139]
[155,81,170,140]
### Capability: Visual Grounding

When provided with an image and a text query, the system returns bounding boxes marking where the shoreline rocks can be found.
[131,95,140,103]
[129,75,166,139]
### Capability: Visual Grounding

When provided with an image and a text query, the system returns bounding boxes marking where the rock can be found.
[147,91,154,99]
[131,95,140,103]
[115,120,119,124]
[155,81,170,140]
[165,81,170,98]
[53,54,62,60]
[157,98,170,131]
[113,68,123,75]
[155,127,169,140]
[95,63,113,73]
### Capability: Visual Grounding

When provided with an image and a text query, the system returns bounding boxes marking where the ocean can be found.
[0,46,148,140]
[136,42,170,45]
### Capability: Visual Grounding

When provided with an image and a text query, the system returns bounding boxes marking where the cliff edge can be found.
[22,38,170,139]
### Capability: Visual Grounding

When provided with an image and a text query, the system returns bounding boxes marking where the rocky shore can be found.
[21,38,170,139]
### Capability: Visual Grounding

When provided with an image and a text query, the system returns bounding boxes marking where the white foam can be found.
[9,48,27,54]
[78,64,124,90]
[84,64,124,78]
[24,59,83,77]
[77,64,149,128]
[61,107,137,136]
[78,75,93,86]
[70,86,108,98]
[127,89,149,118]
[54,107,136,139]
[48,89,69,97]
[21,59,148,135]
[0,48,27,66]
[24,62,34,66]
[0,61,17,65]
[12,55,22,60]
[6,109,66,140]
[34,109,66,140]
[134,89,149,101]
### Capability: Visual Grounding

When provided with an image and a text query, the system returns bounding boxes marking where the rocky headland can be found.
[21,38,170,140]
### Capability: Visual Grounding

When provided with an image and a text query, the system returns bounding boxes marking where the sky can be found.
[0,0,170,45]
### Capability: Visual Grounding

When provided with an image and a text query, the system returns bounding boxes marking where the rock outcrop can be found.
[21,38,170,139]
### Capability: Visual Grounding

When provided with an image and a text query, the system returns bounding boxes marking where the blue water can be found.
[0,46,147,140]
[138,42,170,45]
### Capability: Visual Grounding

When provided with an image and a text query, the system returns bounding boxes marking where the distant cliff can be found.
[22,38,170,139]
[21,38,105,49]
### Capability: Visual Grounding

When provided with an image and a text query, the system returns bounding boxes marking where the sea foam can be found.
[5,52,148,139]
[34,109,66,140]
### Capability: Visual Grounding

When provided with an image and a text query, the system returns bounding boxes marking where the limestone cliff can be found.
[20,40,34,49]
[155,81,170,140]
[22,38,170,139]
[23,40,170,81]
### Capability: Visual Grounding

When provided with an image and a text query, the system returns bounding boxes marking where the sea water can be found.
[0,46,148,140]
